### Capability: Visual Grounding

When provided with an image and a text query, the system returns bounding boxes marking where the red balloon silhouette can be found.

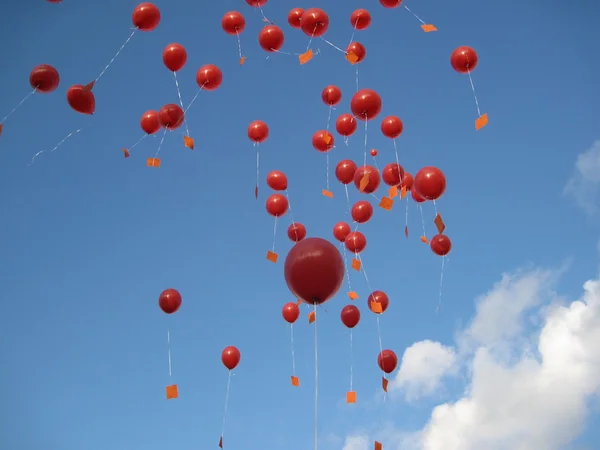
[196,64,222,91]
[284,237,344,305]
[336,160,357,184]
[382,163,404,186]
[333,222,351,242]
[222,11,245,35]
[140,110,160,134]
[430,234,451,256]
[402,172,414,190]
[351,200,373,223]
[350,9,371,29]
[351,89,382,120]
[414,166,446,200]
[67,85,95,115]
[159,288,181,314]
[266,170,287,190]
[370,149,378,157]
[411,187,426,203]
[341,304,361,328]
[321,85,342,106]
[158,104,184,129]
[301,8,329,37]
[282,302,300,323]
[266,194,289,217]
[288,223,307,242]
[246,0,267,6]
[259,25,284,52]
[353,165,380,193]
[248,120,268,143]
[381,115,403,138]
[162,43,187,72]
[312,130,334,152]
[29,64,59,93]
[451,46,478,74]
[346,42,366,63]
[378,349,398,373]
[288,8,304,28]
[222,346,241,370]
[379,0,402,7]
[368,290,389,314]
[345,231,366,253]
[335,114,357,137]
[132,3,161,31]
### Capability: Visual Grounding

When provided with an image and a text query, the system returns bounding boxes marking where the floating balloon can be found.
[321,85,342,106]
[335,114,357,137]
[341,304,361,328]
[414,166,446,200]
[379,0,402,7]
[350,9,371,30]
[353,165,380,193]
[266,170,288,191]
[266,194,289,217]
[350,89,382,120]
[140,110,160,134]
[381,115,403,138]
[430,234,451,256]
[288,222,307,242]
[67,85,95,115]
[370,149,378,157]
[377,349,398,373]
[162,43,187,72]
[222,346,241,370]
[382,163,404,186]
[159,288,182,314]
[132,2,161,31]
[288,8,304,28]
[450,46,478,74]
[345,231,366,253]
[284,237,344,305]
[402,172,414,190]
[351,200,373,223]
[282,302,300,323]
[333,222,351,242]
[301,8,329,37]
[411,187,426,203]
[368,290,389,314]
[312,130,334,152]
[346,42,366,64]
[29,64,59,93]
[259,25,284,52]
[248,120,268,143]
[196,64,223,91]
[246,0,267,6]
[158,104,184,129]
[336,160,357,184]
[222,11,245,35]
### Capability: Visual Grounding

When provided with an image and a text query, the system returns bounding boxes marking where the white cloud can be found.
[564,140,600,215]
[342,435,369,450]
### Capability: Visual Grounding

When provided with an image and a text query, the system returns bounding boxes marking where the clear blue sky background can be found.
[0,1,599,449]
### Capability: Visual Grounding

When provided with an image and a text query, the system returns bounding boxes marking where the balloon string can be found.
[392,138,401,172]
[221,370,232,443]
[356,253,373,294]
[371,154,379,171]
[290,323,296,376]
[348,19,359,46]
[349,330,354,391]
[272,216,278,252]
[404,195,410,238]
[403,5,426,25]
[285,189,297,230]
[184,85,204,113]
[1,88,36,124]
[319,37,345,54]
[376,315,387,402]
[256,5,272,24]
[126,133,149,154]
[467,70,482,116]
[325,106,334,191]
[167,329,172,377]
[155,128,168,157]
[256,147,260,196]
[94,29,137,84]
[355,67,359,92]
[306,25,318,52]
[418,203,427,239]
[340,243,354,293]
[28,128,83,165]
[313,303,319,450]
[437,256,446,313]
[235,30,244,60]
[173,72,190,137]
[432,199,438,216]
[344,185,351,216]
[363,120,368,168]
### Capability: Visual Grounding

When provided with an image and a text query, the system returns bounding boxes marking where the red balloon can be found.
[246,0,267,6]
[162,43,187,72]
[350,9,371,30]
[381,115,403,139]
[411,187,426,203]
[333,222,351,242]
[29,64,59,93]
[377,349,398,373]
[222,11,245,35]
[67,85,95,115]
[158,104,184,129]
[259,25,284,52]
[353,165,380,194]
[336,160,357,184]
[430,234,451,256]
[341,304,361,328]
[282,302,300,323]
[222,346,241,370]
[266,170,287,190]
[414,166,446,200]
[312,130,334,152]
[288,8,304,28]
[402,172,414,190]
[248,120,268,143]
[47,0,62,3]
[451,46,478,74]
[335,114,357,137]
[132,2,161,31]
[321,85,342,106]
[301,8,329,37]
[370,149,378,157]
[345,231,366,253]
[346,42,366,64]
[379,0,402,7]
[288,222,307,242]
[350,89,382,121]
[368,290,389,314]
[140,110,160,134]
[266,194,289,217]
[382,163,404,186]
[196,64,223,91]
[351,200,373,223]
[284,237,344,305]
[159,288,181,314]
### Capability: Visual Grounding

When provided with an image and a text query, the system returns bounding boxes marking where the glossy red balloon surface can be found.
[351,200,373,223]
[341,304,361,328]
[158,104,184,129]
[333,222,351,242]
[300,8,329,37]
[222,346,241,370]
[266,170,288,191]
[282,302,300,323]
[353,165,381,194]
[259,25,284,52]
[335,160,357,184]
[266,194,289,217]
[368,290,389,314]
[196,64,222,91]
[382,163,404,186]
[321,85,342,106]
[381,115,403,138]
[379,0,402,7]
[288,8,304,28]
[159,288,182,314]
[344,231,366,253]
[346,42,366,64]
[414,166,446,200]
[162,43,187,72]
[378,349,398,373]
[288,223,307,242]
[132,3,161,31]
[450,46,478,73]
[312,130,334,152]
[350,9,371,29]
[335,114,357,137]
[140,110,160,134]
[248,120,269,142]
[350,88,382,120]
[222,11,245,35]
[67,85,95,115]
[430,234,451,256]
[29,64,59,93]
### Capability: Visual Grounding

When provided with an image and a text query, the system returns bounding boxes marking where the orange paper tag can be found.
[404,226,409,238]
[296,299,302,305]
[346,51,359,64]
[382,377,389,392]
[388,185,398,198]
[379,197,393,210]
[183,136,194,149]
[323,134,331,144]
[146,157,161,167]
[122,148,130,158]
[370,301,383,314]
[346,391,357,403]
[359,173,370,192]
[400,186,408,199]
[291,375,300,386]
[239,56,246,65]
[166,384,179,399]
[420,236,429,244]
[421,24,437,32]
[299,49,313,64]
[347,291,358,300]
[475,113,488,130]
[374,441,383,450]
[322,189,333,198]
[351,257,361,271]
[308,311,316,323]
[434,213,445,234]
[218,436,223,448]
[266,250,278,263]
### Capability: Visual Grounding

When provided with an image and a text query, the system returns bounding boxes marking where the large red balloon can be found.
[222,346,241,370]
[29,64,59,93]
[335,160,357,184]
[321,85,342,106]
[132,3,161,31]
[196,64,222,91]
[158,104,184,129]
[288,223,307,242]
[378,349,398,373]
[350,9,371,29]
[411,187,426,203]
[222,11,245,35]
[368,290,389,314]
[333,222,351,242]
[402,172,414,190]
[350,89,382,120]
[140,110,160,134]
[379,0,402,7]
[370,149,378,157]
[382,163,404,186]
[351,200,373,223]
[159,288,181,314]
[266,170,287,191]
[345,231,366,253]
[259,25,284,52]
[284,237,344,305]
[430,234,451,256]
[162,43,187,72]
[414,166,446,200]
[248,120,269,143]
[341,304,361,328]
[336,114,357,137]
[67,85,95,115]
[266,194,289,217]
[301,8,329,37]
[451,46,478,74]
[288,8,304,28]
[312,130,334,152]
[246,0,267,6]
[381,116,403,138]
[282,302,300,323]
[353,165,380,194]
[346,42,366,64]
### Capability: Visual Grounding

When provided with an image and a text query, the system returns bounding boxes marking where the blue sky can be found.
[0,1,599,449]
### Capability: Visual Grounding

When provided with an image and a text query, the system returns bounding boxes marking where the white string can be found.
[418,203,427,238]
[290,323,296,375]
[272,216,278,252]
[355,67,359,92]
[184,84,205,113]
[376,316,387,402]
[256,148,260,194]
[173,72,190,137]
[344,185,351,215]
[313,303,319,450]
[467,70,482,116]
[363,120,368,168]
[1,88,36,124]
[167,330,172,377]
[221,370,232,441]
[154,128,168,157]
[95,29,137,84]
[349,330,354,391]
[437,256,445,312]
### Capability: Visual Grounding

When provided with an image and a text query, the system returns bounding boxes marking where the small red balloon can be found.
[345,231,366,253]
[312,130,334,152]
[222,346,241,370]
[288,8,304,28]
[301,8,329,37]
[351,200,373,223]
[402,172,414,190]
[132,2,161,31]
[266,194,289,217]
[266,170,287,191]
[350,9,371,30]
[196,64,223,91]
[259,25,284,52]
[382,163,404,186]
[248,120,268,143]
[67,85,95,115]
[246,0,267,6]
[430,234,451,256]
[159,288,181,314]
[378,349,398,373]
[351,89,382,121]
[346,42,366,64]
[222,11,245,35]
[353,165,380,194]
[381,116,403,139]
[282,302,300,323]
[158,104,184,129]
[140,110,160,134]
[335,114,357,137]
[341,304,361,328]
[29,64,59,93]
[321,85,342,106]
[379,0,402,7]
[336,160,357,184]
[370,149,378,157]
[368,290,389,314]
[411,187,426,203]
[162,43,187,72]
[333,222,351,243]
[414,166,446,200]
[451,46,478,74]
[288,223,307,242]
